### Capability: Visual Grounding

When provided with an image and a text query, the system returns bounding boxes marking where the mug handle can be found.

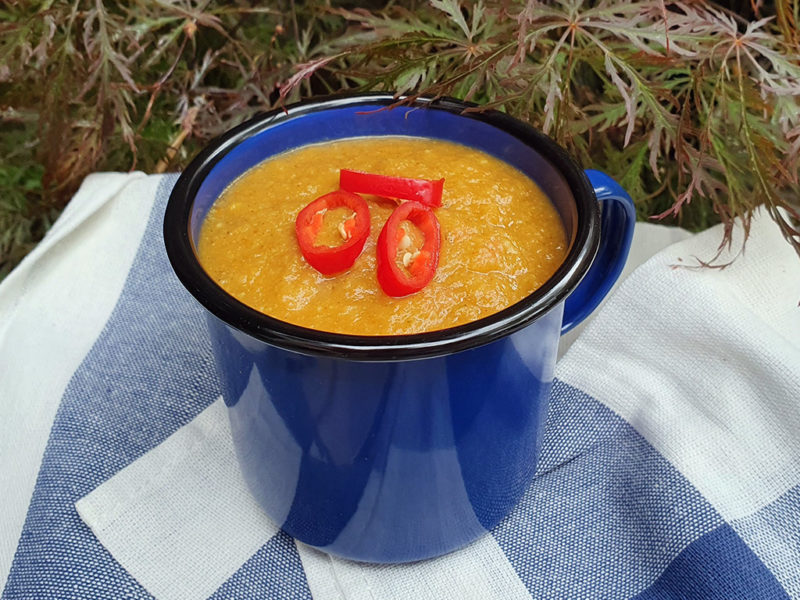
[561,169,636,333]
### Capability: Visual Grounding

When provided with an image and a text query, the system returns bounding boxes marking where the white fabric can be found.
[297,536,531,600]
[557,211,800,521]
[557,222,694,357]
[76,399,279,600]
[0,173,158,587]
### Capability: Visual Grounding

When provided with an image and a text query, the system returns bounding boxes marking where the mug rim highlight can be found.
[163,93,600,361]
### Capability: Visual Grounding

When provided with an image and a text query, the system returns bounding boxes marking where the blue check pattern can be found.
[2,175,796,599]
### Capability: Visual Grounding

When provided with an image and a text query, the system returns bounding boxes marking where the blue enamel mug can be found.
[164,94,635,563]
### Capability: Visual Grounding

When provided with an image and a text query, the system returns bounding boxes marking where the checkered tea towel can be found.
[1,173,798,599]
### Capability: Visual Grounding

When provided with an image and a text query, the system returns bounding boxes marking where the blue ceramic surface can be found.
[164,94,635,563]
[562,170,636,332]
[209,307,560,562]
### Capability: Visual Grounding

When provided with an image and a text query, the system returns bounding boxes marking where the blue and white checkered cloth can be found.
[1,173,798,599]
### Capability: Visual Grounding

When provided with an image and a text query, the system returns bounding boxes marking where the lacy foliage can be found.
[1,0,799,276]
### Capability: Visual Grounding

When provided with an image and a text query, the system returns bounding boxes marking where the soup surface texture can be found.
[198,137,567,335]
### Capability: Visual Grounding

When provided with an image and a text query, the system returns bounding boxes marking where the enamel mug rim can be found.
[163,93,600,361]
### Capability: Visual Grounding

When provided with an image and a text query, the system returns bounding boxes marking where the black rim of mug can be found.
[163,93,600,361]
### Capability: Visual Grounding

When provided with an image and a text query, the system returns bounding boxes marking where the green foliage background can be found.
[1,0,799,278]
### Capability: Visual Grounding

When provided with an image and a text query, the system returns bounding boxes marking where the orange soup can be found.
[197,137,567,335]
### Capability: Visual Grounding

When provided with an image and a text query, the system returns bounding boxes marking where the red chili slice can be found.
[376,201,441,297]
[340,169,444,208]
[295,190,370,276]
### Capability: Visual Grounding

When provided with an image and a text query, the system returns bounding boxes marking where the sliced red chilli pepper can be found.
[295,190,370,276]
[340,169,444,208]
[376,201,441,297]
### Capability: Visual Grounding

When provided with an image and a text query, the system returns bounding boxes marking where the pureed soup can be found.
[197,136,567,335]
